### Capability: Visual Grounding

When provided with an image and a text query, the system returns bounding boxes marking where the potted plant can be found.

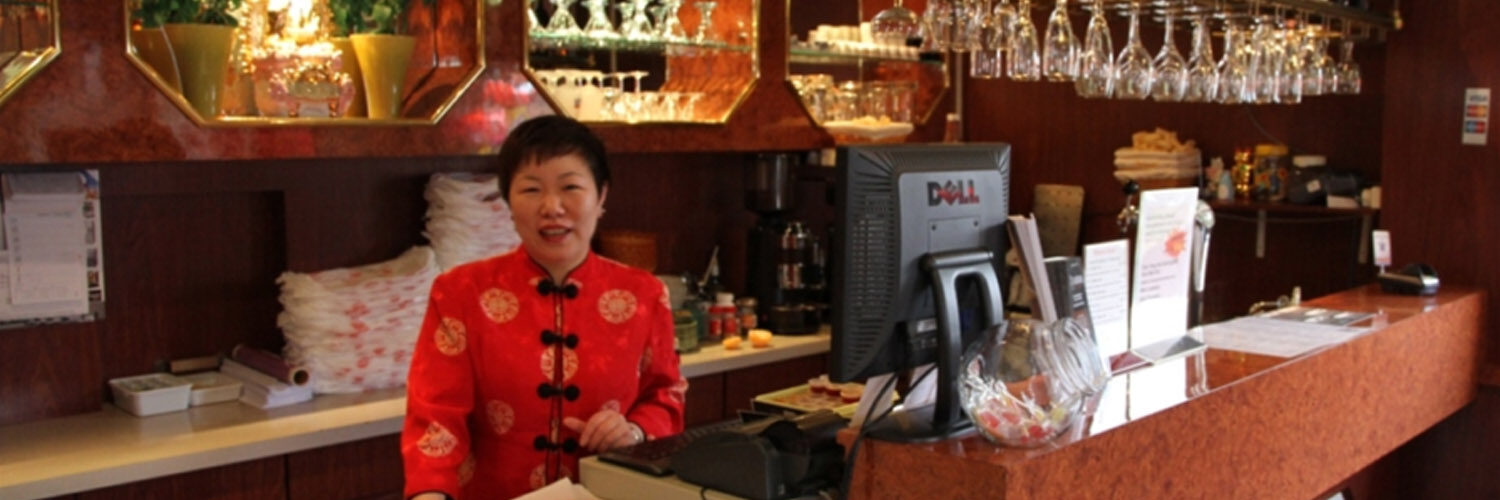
[129,0,182,92]
[139,0,242,118]
[327,0,430,119]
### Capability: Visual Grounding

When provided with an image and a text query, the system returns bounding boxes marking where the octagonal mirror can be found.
[524,0,758,124]
[124,0,485,126]
[0,0,60,109]
[785,0,947,144]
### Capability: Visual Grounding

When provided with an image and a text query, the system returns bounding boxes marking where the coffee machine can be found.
[745,154,823,334]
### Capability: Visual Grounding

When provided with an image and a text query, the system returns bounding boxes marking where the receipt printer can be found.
[671,410,846,500]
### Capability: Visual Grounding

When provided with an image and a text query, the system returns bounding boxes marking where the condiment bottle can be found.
[735,296,758,335]
[708,292,737,340]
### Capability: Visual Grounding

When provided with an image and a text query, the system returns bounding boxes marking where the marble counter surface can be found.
[0,331,829,499]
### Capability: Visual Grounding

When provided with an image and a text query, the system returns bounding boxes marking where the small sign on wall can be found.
[1463,88,1489,146]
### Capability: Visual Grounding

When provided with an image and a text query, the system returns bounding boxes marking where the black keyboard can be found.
[599,418,744,476]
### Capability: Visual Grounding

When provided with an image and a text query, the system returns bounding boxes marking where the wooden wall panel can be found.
[287,435,404,500]
[75,456,285,500]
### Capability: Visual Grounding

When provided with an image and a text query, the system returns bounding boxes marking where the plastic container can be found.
[181,371,244,406]
[109,373,192,416]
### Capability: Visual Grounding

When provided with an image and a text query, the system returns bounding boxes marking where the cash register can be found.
[598,410,846,500]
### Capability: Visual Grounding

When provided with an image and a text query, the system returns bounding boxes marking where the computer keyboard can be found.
[598,418,745,476]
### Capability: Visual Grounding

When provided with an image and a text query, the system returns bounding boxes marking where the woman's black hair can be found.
[495,115,610,201]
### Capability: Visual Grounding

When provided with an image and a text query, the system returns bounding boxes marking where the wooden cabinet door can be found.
[287,435,404,500]
[76,456,285,500]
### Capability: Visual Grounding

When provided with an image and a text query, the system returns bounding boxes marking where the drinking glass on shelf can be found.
[1074,0,1113,98]
[659,0,688,41]
[1041,0,1077,81]
[582,0,618,39]
[1151,12,1188,102]
[970,2,1001,79]
[693,1,719,43]
[1333,36,1360,94]
[1113,1,1152,100]
[872,0,922,47]
[1007,0,1041,81]
[957,0,989,53]
[1278,25,1305,104]
[599,73,624,120]
[1183,16,1218,103]
[545,0,582,36]
[620,0,655,40]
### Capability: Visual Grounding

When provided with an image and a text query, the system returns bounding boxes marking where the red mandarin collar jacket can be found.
[403,249,686,499]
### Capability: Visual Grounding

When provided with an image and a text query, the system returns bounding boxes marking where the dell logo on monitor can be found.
[927,180,980,206]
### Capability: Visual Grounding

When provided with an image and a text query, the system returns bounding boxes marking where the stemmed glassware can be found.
[1217,21,1251,104]
[1151,12,1188,102]
[989,0,1018,78]
[1041,0,1077,81]
[1333,26,1361,94]
[1299,25,1329,96]
[872,0,922,47]
[1183,16,1218,103]
[1113,1,1152,99]
[619,0,655,41]
[1008,0,1041,81]
[957,0,990,53]
[1074,0,1113,98]
[545,0,582,36]
[1249,18,1281,104]
[1278,23,1304,104]
[693,1,718,43]
[581,0,617,39]
[970,1,1001,78]
[922,0,956,52]
[659,0,687,41]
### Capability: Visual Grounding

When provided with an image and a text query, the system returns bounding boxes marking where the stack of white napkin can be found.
[424,173,521,271]
[276,246,440,393]
[1112,128,1203,184]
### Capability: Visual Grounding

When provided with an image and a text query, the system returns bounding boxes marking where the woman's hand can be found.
[562,409,643,452]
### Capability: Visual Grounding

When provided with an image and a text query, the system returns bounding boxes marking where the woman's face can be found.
[508,153,607,279]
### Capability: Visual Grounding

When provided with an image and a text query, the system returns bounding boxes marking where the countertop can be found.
[0,332,830,499]
[844,285,1485,500]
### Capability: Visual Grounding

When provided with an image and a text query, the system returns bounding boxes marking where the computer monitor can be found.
[829,143,1011,442]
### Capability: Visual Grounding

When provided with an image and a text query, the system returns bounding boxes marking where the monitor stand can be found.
[867,249,1005,443]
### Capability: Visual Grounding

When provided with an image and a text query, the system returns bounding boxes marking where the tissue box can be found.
[109,373,192,416]
[181,371,244,406]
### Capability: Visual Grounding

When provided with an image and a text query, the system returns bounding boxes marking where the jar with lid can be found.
[734,297,758,335]
[1252,143,1290,201]
[708,292,738,340]
[673,309,700,353]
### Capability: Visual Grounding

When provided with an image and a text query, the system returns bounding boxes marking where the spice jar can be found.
[1252,143,1290,201]
[708,292,737,340]
[734,297,758,335]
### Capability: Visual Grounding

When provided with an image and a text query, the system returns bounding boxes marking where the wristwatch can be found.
[627,422,645,445]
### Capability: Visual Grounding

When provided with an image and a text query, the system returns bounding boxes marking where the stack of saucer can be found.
[1113,128,1202,188]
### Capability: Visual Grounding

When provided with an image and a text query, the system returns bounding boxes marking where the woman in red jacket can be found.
[403,116,686,499]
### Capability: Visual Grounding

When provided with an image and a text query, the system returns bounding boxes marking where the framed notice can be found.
[0,170,105,327]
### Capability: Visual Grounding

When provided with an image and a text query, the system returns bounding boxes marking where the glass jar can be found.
[959,317,1109,447]
[673,309,700,353]
[1252,143,1290,201]
[734,297,758,334]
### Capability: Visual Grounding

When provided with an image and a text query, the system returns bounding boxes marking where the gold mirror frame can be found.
[782,0,948,129]
[521,0,760,125]
[0,0,61,110]
[122,0,485,127]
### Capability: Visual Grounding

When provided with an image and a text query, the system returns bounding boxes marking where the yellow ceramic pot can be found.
[349,34,416,119]
[163,23,236,119]
[129,27,181,92]
[329,37,367,118]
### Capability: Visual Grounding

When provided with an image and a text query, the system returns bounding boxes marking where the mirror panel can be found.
[124,0,485,126]
[525,0,759,124]
[0,0,60,109]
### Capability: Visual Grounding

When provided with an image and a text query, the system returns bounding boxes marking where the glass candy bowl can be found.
[959,317,1109,447]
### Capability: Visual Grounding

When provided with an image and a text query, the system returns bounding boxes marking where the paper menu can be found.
[0,170,104,323]
[1083,239,1130,358]
[1128,188,1198,349]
